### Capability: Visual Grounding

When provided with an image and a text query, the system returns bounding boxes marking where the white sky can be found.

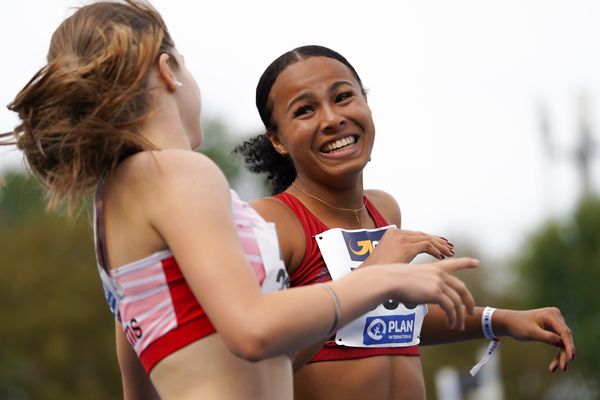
[2,1,599,261]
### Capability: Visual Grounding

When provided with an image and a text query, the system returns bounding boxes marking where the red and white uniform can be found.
[275,192,424,363]
[95,189,289,373]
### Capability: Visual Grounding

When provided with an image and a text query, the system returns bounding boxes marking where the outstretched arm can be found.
[420,304,575,372]
[146,150,480,362]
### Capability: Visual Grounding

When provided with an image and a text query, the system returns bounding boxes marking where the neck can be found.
[290,180,366,226]
[139,76,193,151]
[292,174,365,208]
[140,104,191,151]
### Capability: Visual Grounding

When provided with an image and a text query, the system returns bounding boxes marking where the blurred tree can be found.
[512,195,600,398]
[198,119,242,184]
[0,117,247,399]
[0,172,120,399]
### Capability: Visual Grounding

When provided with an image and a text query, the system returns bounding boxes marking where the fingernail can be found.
[555,339,565,348]
[572,353,576,361]
[440,254,446,259]
[450,250,455,255]
[551,365,558,373]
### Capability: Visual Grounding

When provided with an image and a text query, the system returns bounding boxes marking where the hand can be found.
[494,308,575,372]
[364,229,454,266]
[392,257,479,330]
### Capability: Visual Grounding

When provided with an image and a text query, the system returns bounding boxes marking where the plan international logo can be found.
[363,314,416,345]
[342,229,387,262]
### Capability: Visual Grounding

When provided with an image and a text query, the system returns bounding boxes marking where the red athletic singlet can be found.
[274,192,420,362]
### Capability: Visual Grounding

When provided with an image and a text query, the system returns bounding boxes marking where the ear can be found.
[156,53,179,91]
[265,131,288,156]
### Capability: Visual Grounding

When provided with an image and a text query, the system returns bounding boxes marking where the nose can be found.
[320,105,345,132]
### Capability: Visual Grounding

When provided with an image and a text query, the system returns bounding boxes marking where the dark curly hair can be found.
[234,45,365,195]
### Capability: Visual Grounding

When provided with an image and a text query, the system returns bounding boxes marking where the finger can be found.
[436,291,457,330]
[440,281,465,330]
[435,257,480,273]
[432,236,455,257]
[527,324,562,347]
[445,274,476,315]
[414,240,445,260]
[404,234,454,258]
[438,236,455,248]
[554,323,575,361]
[559,348,570,371]
[548,349,560,373]
[445,285,465,331]
[543,313,575,360]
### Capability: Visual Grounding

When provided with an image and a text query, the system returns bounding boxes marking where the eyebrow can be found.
[286,80,355,112]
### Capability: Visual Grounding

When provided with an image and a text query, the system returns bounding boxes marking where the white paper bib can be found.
[315,225,427,348]
[251,221,290,293]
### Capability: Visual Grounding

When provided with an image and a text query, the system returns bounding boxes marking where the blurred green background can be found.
[1,119,598,399]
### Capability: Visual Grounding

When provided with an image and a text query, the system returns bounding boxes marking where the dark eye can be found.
[293,105,314,117]
[336,91,354,103]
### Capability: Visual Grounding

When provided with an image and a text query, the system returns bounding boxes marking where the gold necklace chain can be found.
[291,182,366,224]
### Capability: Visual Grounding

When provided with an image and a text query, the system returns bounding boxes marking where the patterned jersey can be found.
[95,189,289,373]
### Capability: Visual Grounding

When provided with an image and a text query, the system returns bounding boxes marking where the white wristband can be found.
[470,306,500,376]
[482,306,498,339]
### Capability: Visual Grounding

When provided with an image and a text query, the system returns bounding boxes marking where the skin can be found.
[101,50,481,399]
[251,56,575,400]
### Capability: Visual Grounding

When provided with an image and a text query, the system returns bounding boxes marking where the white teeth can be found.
[323,136,356,153]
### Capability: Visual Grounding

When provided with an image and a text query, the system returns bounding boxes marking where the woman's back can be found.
[100,150,294,398]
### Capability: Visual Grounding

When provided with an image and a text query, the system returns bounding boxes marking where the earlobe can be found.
[265,131,288,156]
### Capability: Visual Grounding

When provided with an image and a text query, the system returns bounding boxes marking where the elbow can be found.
[225,326,273,362]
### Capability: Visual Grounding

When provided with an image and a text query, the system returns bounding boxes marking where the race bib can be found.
[251,221,290,293]
[315,226,428,348]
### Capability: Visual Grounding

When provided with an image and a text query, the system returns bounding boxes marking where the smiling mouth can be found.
[321,135,358,154]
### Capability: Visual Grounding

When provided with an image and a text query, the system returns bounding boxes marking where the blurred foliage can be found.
[198,119,242,184]
[512,195,600,398]
[0,172,120,399]
[0,118,245,399]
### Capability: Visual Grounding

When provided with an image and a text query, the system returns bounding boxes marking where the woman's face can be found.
[267,56,375,184]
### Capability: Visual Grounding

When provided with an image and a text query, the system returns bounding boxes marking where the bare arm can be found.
[141,150,479,361]
[365,189,575,372]
[421,304,575,372]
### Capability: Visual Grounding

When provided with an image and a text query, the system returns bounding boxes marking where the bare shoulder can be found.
[124,149,225,183]
[115,150,229,196]
[249,196,305,270]
[364,188,402,227]
[110,149,232,224]
[250,197,296,224]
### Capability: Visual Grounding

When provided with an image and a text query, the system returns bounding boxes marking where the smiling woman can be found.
[0,6,484,399]
[235,44,576,400]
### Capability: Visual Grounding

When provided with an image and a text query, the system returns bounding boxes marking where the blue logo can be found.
[342,229,387,262]
[363,314,415,345]
[102,285,121,321]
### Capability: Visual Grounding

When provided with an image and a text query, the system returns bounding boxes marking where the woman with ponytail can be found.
[236,45,575,400]
[2,4,482,399]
